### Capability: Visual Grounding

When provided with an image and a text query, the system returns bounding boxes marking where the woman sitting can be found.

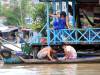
[58,43,77,61]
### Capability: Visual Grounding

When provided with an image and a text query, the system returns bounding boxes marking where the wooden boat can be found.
[0,56,100,64]
[21,57,100,64]
[1,48,100,64]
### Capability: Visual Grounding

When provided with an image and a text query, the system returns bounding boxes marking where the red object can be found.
[40,38,47,44]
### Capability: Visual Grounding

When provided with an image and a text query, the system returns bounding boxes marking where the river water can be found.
[0,63,100,75]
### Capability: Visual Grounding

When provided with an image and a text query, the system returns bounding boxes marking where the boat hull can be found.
[1,57,100,64]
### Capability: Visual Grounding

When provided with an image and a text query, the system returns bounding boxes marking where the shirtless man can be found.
[37,46,57,61]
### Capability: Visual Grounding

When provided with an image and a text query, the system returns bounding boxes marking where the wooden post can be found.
[72,0,76,27]
[46,1,50,46]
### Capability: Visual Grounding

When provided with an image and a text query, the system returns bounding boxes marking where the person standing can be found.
[50,11,69,29]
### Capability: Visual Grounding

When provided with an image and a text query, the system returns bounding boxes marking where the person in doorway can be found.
[16,27,24,43]
[68,5,75,29]
[8,33,16,43]
[59,43,77,61]
[37,46,57,61]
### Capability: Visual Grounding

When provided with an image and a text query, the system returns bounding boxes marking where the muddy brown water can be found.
[0,63,100,75]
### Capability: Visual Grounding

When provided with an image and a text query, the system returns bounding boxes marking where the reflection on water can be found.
[0,63,100,75]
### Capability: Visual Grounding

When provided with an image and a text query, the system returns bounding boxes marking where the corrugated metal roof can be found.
[0,25,18,32]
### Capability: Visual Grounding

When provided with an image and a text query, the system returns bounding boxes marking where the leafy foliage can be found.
[3,8,21,26]
[2,0,29,26]
[29,3,46,31]
[1,1,47,31]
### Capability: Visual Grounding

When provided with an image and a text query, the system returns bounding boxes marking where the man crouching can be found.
[37,46,57,61]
